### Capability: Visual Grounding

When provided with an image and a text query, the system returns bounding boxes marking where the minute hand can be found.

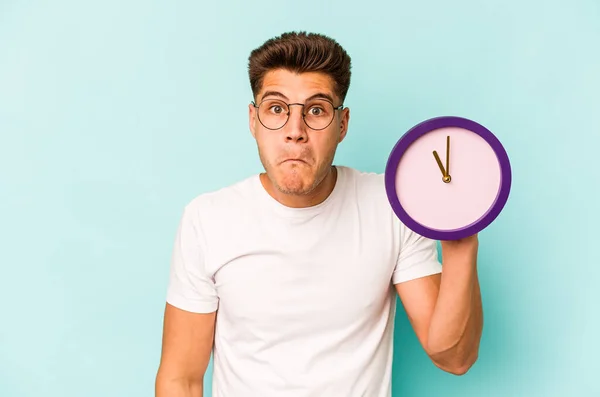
[446,135,450,177]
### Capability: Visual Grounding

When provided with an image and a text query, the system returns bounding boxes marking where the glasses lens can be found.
[258,99,289,129]
[303,99,334,130]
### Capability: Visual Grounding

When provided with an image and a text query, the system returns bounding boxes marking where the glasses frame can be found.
[251,98,345,131]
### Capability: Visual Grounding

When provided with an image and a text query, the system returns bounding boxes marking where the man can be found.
[155,31,483,397]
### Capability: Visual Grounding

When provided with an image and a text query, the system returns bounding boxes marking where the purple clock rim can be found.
[384,116,512,241]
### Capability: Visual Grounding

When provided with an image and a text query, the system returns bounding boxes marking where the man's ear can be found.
[338,107,350,143]
[249,103,256,139]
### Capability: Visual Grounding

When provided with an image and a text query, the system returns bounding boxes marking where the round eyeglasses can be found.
[252,98,344,130]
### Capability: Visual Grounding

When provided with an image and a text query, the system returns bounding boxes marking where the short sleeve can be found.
[165,204,219,313]
[392,221,442,285]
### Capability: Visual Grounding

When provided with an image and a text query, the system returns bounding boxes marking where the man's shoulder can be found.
[182,173,259,219]
[341,165,384,180]
[339,165,387,198]
[341,165,402,221]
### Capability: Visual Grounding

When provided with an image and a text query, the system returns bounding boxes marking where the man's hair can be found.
[248,31,352,104]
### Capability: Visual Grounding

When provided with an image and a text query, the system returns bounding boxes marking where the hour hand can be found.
[433,150,446,176]
[433,149,451,183]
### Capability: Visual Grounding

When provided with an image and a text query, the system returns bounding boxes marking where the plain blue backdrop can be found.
[1,1,598,396]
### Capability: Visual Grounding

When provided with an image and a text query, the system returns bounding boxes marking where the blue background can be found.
[1,1,598,396]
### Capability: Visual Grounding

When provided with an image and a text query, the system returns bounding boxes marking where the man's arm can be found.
[157,201,220,395]
[395,234,482,375]
[155,304,216,397]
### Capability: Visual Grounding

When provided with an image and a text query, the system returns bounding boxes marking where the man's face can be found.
[249,69,349,196]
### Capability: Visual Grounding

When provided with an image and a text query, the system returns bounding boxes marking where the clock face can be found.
[385,116,512,241]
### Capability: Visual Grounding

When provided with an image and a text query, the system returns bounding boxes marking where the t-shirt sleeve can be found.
[165,204,219,313]
[392,221,442,285]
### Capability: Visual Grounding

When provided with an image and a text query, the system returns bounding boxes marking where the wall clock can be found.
[384,116,512,241]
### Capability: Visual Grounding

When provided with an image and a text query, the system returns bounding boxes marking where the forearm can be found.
[427,241,483,373]
[155,374,203,397]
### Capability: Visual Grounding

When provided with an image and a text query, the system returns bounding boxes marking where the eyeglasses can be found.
[251,98,344,130]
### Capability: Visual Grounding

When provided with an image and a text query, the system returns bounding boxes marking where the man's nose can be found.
[285,105,308,142]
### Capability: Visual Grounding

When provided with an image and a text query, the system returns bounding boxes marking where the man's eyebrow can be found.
[260,91,336,104]
[261,91,288,101]
[305,92,335,103]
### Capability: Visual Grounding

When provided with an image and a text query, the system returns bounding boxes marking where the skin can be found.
[155,307,214,397]
[155,68,483,397]
[248,69,350,208]
[396,234,483,375]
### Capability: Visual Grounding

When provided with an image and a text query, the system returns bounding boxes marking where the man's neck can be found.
[260,166,338,209]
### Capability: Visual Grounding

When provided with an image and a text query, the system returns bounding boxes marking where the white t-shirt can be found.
[166,165,442,397]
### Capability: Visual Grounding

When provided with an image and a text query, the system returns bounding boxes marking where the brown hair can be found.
[248,31,352,104]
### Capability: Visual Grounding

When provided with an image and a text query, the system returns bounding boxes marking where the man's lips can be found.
[282,158,308,164]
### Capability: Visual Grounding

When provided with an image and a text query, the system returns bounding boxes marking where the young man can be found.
[155,31,483,397]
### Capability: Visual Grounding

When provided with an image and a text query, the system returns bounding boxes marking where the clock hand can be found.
[446,135,450,178]
[433,150,446,176]
[433,146,451,184]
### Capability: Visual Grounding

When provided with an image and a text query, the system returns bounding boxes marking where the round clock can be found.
[384,116,512,241]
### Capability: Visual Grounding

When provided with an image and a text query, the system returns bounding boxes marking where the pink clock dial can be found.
[385,117,512,241]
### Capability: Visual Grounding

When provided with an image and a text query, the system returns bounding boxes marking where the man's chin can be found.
[274,172,316,195]
[275,180,313,195]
